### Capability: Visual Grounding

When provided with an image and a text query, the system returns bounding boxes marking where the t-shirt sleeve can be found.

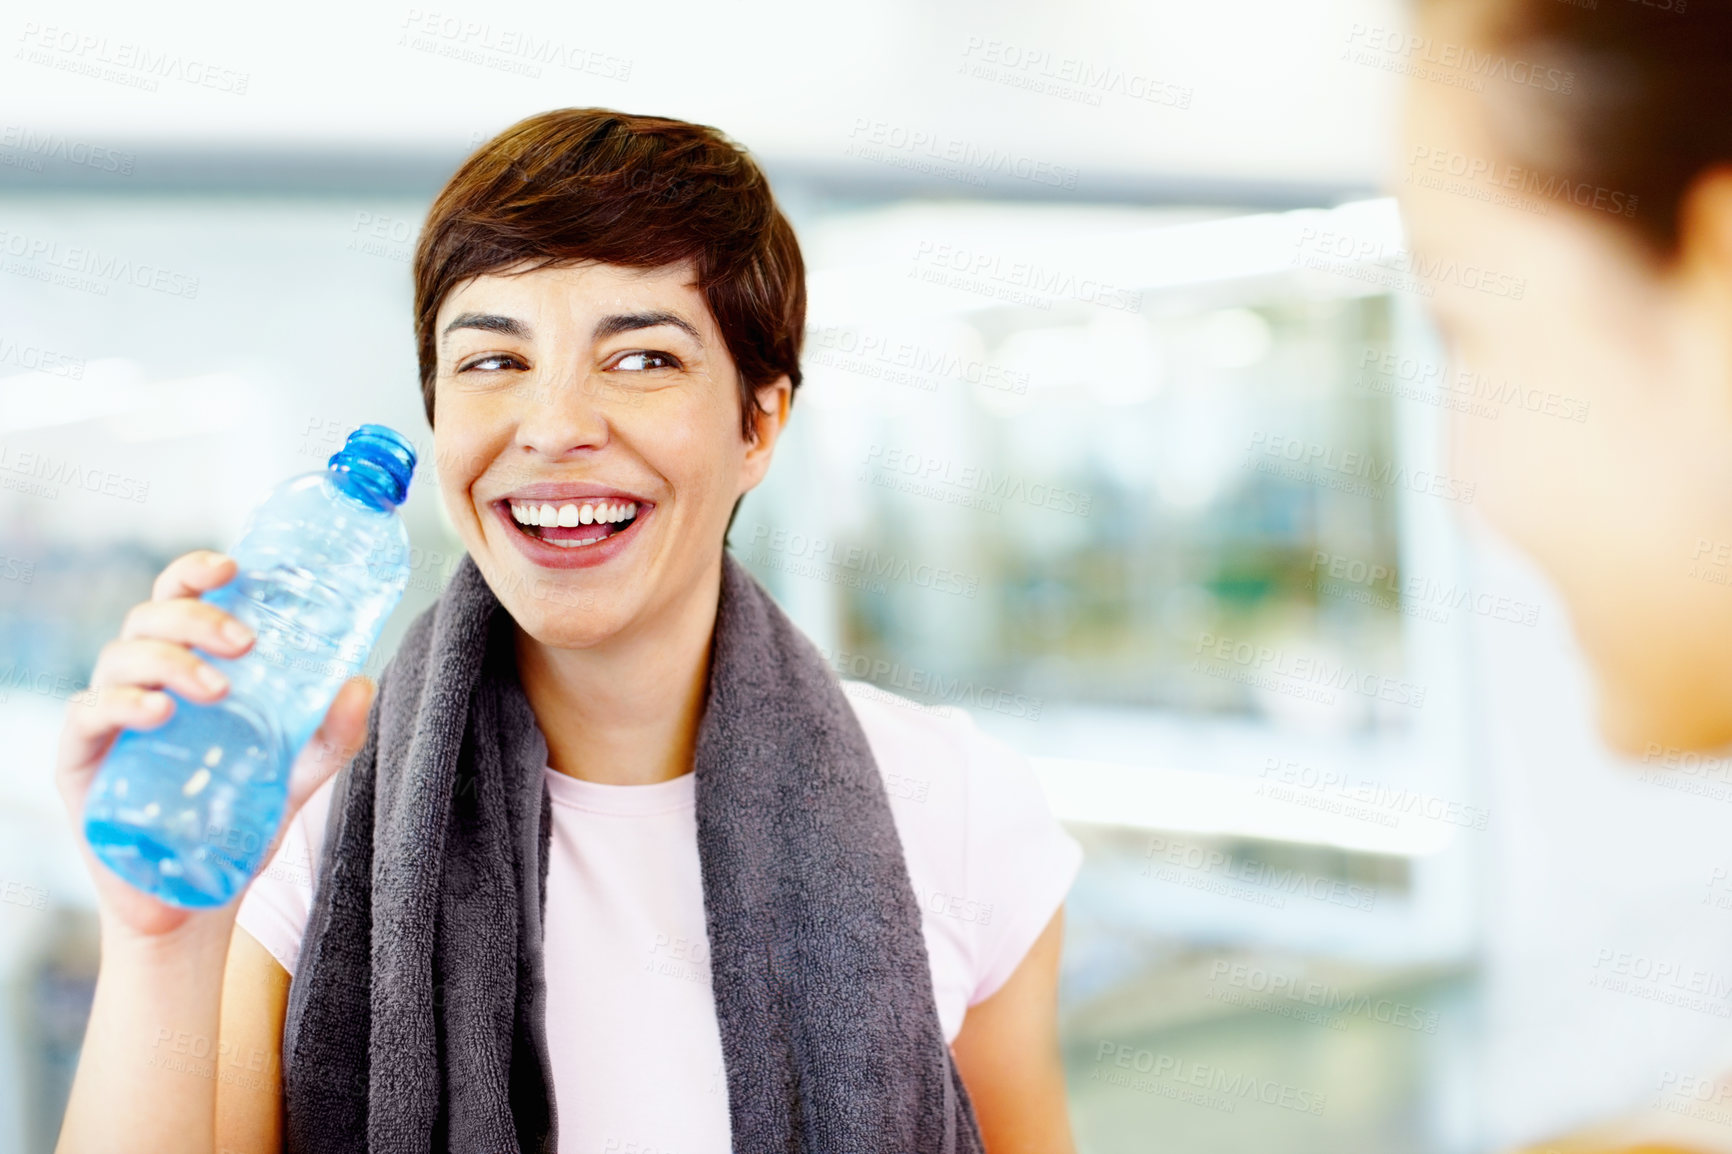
[233,773,335,975]
[961,721,1084,1006]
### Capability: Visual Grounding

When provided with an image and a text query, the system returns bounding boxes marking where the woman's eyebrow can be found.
[442,312,532,341]
[593,310,701,342]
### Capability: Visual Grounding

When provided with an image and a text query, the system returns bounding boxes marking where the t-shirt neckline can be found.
[541,765,697,816]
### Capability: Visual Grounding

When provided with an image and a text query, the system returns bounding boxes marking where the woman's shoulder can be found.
[836,677,1056,817]
[838,678,1083,1005]
[838,679,978,792]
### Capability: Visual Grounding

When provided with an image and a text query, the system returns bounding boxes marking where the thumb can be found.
[286,676,375,811]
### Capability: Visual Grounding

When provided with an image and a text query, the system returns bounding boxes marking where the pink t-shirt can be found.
[237,679,1083,1154]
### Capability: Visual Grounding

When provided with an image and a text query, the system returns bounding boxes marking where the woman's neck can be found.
[512,558,720,786]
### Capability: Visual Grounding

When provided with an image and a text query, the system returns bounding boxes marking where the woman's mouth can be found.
[505,497,641,549]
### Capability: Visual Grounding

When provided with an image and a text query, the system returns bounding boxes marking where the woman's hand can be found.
[54,548,376,941]
[53,549,376,1154]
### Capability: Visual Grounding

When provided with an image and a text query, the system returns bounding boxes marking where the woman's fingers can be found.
[55,685,175,805]
[118,596,254,657]
[56,556,251,813]
[149,549,238,602]
[287,676,375,811]
[89,637,233,704]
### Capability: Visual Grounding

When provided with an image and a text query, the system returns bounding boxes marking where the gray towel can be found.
[281,551,985,1153]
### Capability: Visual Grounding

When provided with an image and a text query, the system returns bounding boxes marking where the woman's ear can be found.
[741,375,793,485]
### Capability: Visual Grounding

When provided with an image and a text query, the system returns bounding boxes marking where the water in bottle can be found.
[82,424,417,908]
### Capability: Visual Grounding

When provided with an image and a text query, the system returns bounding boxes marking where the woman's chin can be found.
[507,603,630,651]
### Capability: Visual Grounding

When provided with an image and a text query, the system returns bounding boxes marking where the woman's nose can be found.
[512,372,611,456]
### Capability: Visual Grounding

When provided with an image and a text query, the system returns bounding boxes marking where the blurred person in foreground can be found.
[1398,0,1732,1150]
[51,109,1081,1154]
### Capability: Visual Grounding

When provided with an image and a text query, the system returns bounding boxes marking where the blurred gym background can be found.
[5,1,1731,1151]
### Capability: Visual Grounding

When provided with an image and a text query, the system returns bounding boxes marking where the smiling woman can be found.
[51,108,1083,1154]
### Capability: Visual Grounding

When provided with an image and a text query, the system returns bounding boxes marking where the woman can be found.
[1396,1,1732,1150]
[52,110,1082,1154]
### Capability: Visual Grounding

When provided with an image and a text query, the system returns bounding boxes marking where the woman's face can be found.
[1397,1,1732,754]
[430,260,788,652]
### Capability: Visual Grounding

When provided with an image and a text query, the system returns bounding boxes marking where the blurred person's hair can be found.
[412,108,806,435]
[1439,0,1732,259]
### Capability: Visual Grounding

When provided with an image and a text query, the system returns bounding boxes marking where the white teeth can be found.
[508,498,642,530]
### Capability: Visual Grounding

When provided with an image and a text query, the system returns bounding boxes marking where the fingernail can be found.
[221,619,254,647]
[143,691,172,711]
[196,664,228,692]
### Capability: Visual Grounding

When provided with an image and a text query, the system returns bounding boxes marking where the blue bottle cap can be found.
[328,424,417,510]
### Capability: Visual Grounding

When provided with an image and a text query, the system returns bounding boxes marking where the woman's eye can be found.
[611,350,681,372]
[460,353,525,373]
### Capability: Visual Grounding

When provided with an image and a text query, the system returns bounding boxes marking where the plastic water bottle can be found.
[82,424,417,909]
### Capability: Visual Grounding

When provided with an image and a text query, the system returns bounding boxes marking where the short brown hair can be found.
[412,108,806,435]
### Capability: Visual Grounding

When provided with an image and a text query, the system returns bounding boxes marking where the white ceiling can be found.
[4,0,1409,192]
